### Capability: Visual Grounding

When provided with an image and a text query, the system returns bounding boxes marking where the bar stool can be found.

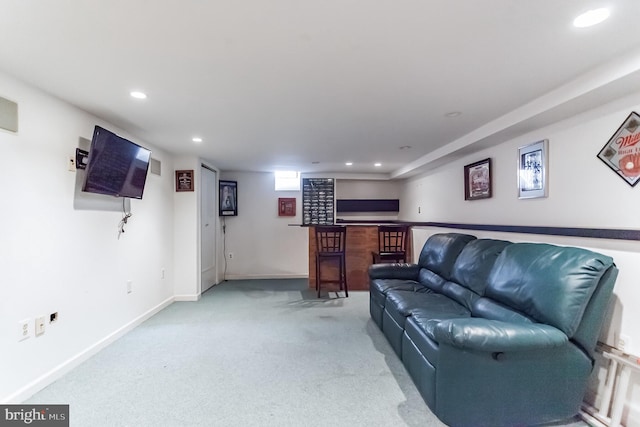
[315,225,348,298]
[371,225,408,264]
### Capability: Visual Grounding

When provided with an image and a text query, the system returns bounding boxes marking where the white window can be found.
[275,171,300,191]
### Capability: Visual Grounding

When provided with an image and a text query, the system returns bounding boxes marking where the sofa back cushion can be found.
[449,239,512,295]
[417,233,476,279]
[438,238,511,310]
[418,268,447,293]
[485,243,614,337]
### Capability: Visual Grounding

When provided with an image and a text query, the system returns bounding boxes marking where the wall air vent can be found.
[0,96,18,132]
[150,158,161,176]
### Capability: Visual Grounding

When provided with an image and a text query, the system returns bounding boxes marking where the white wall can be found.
[336,179,402,221]
[221,174,405,279]
[221,171,308,279]
[173,156,201,300]
[0,71,176,402]
[400,93,640,426]
[336,179,402,199]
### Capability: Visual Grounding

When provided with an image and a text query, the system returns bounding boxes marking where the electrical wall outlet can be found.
[18,318,30,341]
[35,316,46,336]
[127,280,133,294]
[228,253,234,259]
[68,155,76,172]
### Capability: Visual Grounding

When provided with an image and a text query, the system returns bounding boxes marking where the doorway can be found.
[201,165,217,293]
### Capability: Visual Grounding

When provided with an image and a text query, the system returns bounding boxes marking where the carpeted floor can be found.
[26,279,588,426]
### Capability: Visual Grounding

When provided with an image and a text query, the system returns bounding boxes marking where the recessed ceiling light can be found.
[312,161,320,164]
[345,162,353,166]
[399,145,412,150]
[192,137,203,143]
[573,8,610,28]
[374,163,382,167]
[130,91,147,99]
[445,111,462,118]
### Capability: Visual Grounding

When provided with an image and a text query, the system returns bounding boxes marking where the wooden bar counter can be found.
[308,224,412,291]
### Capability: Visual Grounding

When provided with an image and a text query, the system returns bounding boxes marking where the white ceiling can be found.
[2,1,640,178]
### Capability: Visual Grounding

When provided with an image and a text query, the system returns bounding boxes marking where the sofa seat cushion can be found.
[385,290,470,330]
[411,308,471,341]
[371,278,430,295]
[370,279,430,308]
[405,308,472,366]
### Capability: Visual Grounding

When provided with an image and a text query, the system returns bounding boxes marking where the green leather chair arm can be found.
[433,318,568,352]
[368,263,420,280]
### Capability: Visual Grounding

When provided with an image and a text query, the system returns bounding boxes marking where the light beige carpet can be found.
[27,279,587,427]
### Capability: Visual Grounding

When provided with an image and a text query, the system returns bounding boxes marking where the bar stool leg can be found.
[316,256,321,298]
[342,255,348,297]
[338,257,344,291]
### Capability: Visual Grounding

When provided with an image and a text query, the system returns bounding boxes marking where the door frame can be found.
[200,163,219,293]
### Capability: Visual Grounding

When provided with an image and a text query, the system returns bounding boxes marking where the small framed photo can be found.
[518,139,548,199]
[597,111,640,187]
[464,158,492,200]
[175,170,194,192]
[219,180,238,216]
[278,198,296,216]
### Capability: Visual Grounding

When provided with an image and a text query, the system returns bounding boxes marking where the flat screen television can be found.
[82,125,152,199]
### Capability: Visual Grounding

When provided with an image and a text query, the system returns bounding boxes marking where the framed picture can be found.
[219,180,238,216]
[278,198,296,216]
[597,111,640,187]
[175,170,194,192]
[464,158,492,200]
[518,139,548,199]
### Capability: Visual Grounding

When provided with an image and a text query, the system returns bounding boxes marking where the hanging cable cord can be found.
[118,198,132,239]
[222,217,227,281]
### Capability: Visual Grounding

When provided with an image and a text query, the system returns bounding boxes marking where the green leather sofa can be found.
[368,233,618,426]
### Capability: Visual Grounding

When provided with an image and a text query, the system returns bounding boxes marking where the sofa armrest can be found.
[433,318,568,352]
[368,263,420,280]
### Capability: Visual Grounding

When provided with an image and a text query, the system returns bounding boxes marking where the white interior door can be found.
[201,165,217,292]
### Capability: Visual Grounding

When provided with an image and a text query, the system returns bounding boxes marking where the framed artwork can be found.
[597,111,640,187]
[278,198,296,216]
[518,139,548,199]
[464,158,492,200]
[219,180,238,216]
[175,170,194,192]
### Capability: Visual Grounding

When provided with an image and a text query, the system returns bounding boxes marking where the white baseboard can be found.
[224,274,308,280]
[4,296,174,403]
[174,294,201,301]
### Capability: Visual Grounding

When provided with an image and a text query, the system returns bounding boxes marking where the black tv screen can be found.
[82,126,151,199]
